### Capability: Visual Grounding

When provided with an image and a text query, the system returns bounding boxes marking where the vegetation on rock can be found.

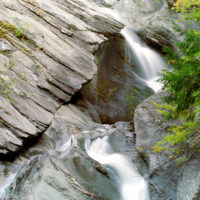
[153,0,200,162]
[0,21,24,39]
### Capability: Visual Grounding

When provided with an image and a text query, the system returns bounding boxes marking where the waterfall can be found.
[121,27,167,92]
[86,136,150,200]
[101,0,168,92]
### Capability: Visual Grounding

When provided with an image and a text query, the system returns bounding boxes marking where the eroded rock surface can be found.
[78,36,153,124]
[0,105,147,200]
[0,0,123,155]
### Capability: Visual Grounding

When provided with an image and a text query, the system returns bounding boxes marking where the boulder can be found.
[134,92,200,200]
[177,159,200,200]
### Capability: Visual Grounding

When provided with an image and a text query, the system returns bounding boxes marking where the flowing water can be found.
[86,136,150,200]
[0,173,16,199]
[121,27,167,92]
[102,1,168,92]
[0,1,167,199]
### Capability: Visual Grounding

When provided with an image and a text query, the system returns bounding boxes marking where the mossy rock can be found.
[80,36,154,123]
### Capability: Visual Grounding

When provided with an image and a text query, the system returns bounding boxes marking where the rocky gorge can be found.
[0,0,199,200]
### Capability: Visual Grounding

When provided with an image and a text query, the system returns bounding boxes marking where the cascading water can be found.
[0,173,16,199]
[101,0,168,92]
[86,136,150,200]
[121,27,167,92]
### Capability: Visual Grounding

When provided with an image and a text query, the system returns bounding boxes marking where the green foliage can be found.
[153,0,200,162]
[172,0,200,22]
[153,104,200,163]
[0,21,24,39]
[160,24,200,112]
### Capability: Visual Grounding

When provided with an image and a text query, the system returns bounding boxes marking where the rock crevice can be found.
[0,0,123,156]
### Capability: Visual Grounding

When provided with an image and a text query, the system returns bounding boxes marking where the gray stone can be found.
[5,121,147,200]
[0,0,123,155]
[134,92,200,200]
[44,104,96,150]
[177,159,200,200]
[0,39,15,52]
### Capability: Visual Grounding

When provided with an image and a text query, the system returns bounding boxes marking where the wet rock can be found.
[134,92,179,200]
[0,104,94,189]
[114,0,185,49]
[177,159,200,200]
[79,36,153,124]
[2,120,148,200]
[44,104,96,151]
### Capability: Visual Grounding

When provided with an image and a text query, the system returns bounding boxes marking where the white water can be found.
[86,136,150,200]
[0,173,16,198]
[101,2,168,92]
[121,27,167,92]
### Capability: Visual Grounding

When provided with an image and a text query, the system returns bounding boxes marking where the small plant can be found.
[152,102,200,164]
[14,28,23,38]
[0,21,33,48]
[9,61,15,68]
[0,21,24,39]
[0,76,13,103]
[94,58,99,65]
[19,92,28,98]
[22,72,27,82]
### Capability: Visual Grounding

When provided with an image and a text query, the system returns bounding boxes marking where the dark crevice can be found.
[0,132,44,161]
[69,90,83,105]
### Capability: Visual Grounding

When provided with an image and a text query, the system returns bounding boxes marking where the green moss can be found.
[125,87,140,120]
[0,21,33,49]
[0,76,13,103]
[94,58,99,65]
[0,21,24,39]
[97,76,117,102]
[9,61,15,68]
[14,28,23,38]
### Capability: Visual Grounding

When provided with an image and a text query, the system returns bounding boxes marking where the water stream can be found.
[121,27,167,92]
[0,1,168,199]
[0,173,16,199]
[102,0,168,92]
[86,136,150,200]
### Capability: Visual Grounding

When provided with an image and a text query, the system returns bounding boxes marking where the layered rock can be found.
[0,104,148,200]
[0,0,123,155]
[0,104,95,191]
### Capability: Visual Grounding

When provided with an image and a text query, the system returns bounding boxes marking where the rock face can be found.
[134,92,200,200]
[0,0,123,155]
[0,106,148,200]
[113,0,185,49]
[0,104,95,191]
[77,36,153,124]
